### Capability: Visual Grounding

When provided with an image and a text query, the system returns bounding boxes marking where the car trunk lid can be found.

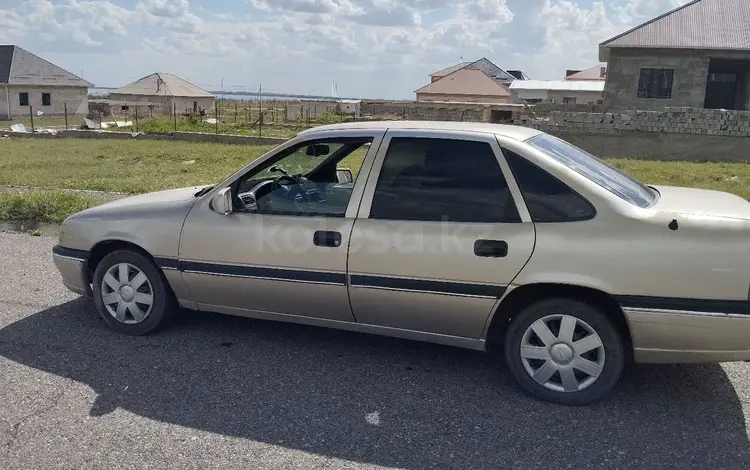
[650,185,750,220]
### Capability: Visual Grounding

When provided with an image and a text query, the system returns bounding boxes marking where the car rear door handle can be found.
[313,231,342,248]
[474,239,508,258]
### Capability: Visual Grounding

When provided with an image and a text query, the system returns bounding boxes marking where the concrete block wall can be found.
[360,100,491,122]
[519,107,750,138]
[533,102,603,114]
[406,104,489,122]
[1,85,88,119]
[360,100,415,117]
[603,48,750,112]
[286,101,339,120]
[109,94,216,115]
[604,48,710,112]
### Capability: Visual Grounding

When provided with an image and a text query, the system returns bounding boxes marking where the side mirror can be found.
[211,187,233,215]
[336,168,353,184]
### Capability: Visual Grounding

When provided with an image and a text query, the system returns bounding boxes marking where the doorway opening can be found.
[704,58,750,110]
[490,110,513,123]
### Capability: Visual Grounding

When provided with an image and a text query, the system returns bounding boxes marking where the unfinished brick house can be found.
[0,45,93,119]
[600,0,750,112]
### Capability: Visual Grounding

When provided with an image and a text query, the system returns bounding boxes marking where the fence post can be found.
[30,105,34,133]
[135,106,139,132]
[215,106,219,134]
[234,102,237,124]
[64,103,68,130]
[173,103,177,132]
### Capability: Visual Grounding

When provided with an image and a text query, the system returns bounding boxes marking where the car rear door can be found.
[347,129,536,339]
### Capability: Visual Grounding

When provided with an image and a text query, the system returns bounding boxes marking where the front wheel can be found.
[92,250,176,335]
[504,298,625,405]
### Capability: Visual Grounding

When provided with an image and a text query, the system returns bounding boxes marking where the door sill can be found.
[196,302,487,351]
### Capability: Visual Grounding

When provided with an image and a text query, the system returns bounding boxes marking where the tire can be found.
[504,298,625,406]
[92,249,176,335]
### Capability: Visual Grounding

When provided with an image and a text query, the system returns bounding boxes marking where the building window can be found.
[19,93,29,107]
[121,106,130,111]
[563,97,577,104]
[41,93,51,106]
[637,68,674,99]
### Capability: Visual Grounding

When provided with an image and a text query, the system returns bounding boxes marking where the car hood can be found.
[651,185,750,220]
[68,185,212,219]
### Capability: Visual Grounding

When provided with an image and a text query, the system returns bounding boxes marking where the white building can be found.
[509,80,605,105]
[111,73,215,115]
[0,45,93,119]
[338,99,361,117]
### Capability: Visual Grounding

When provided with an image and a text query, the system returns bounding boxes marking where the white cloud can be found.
[63,1,133,36]
[614,0,690,22]
[135,0,203,34]
[462,0,514,21]
[138,0,190,17]
[522,0,693,81]
[0,0,700,97]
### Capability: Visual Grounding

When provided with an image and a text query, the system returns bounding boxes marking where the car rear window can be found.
[504,149,596,222]
[527,134,656,208]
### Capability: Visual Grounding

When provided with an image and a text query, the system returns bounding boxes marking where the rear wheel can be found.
[92,250,176,335]
[504,298,625,405]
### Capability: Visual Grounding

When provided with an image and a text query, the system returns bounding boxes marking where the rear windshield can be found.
[528,134,656,208]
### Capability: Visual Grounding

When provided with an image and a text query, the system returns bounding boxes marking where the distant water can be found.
[89,88,347,102]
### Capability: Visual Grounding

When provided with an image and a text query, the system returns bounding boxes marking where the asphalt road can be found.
[1,231,750,469]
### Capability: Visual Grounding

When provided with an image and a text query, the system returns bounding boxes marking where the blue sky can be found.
[0,0,689,98]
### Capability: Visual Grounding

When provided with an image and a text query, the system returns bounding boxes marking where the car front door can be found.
[179,130,384,322]
[347,130,536,339]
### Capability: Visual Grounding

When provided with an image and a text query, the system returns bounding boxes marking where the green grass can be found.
[0,191,108,223]
[0,139,277,194]
[120,117,298,139]
[0,139,367,223]
[608,159,750,200]
[2,138,750,223]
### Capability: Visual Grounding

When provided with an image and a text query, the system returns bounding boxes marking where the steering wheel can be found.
[274,174,312,211]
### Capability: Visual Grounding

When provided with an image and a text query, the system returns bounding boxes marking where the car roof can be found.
[297,120,544,142]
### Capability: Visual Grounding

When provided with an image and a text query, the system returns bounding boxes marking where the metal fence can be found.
[2,98,521,136]
[0,98,363,139]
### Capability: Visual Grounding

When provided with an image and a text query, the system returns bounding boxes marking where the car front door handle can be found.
[474,239,508,258]
[313,230,342,248]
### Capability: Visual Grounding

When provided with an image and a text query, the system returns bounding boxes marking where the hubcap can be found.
[120,285,135,302]
[100,263,154,325]
[520,314,605,393]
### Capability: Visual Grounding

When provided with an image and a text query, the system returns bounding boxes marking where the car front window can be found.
[527,134,656,208]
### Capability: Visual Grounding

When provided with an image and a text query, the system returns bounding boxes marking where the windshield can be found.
[527,134,656,208]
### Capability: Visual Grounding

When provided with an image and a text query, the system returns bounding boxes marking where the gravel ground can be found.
[1,230,749,469]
